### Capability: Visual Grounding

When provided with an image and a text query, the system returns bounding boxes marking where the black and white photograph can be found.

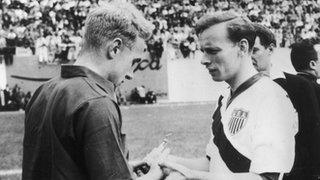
[1,0,320,179]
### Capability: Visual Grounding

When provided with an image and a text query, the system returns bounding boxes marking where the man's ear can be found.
[310,60,318,70]
[106,38,123,60]
[238,38,249,55]
[268,43,275,54]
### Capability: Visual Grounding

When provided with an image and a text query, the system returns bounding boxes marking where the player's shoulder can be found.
[284,72,313,85]
[255,76,287,97]
[46,76,113,105]
[254,77,297,122]
[255,77,297,113]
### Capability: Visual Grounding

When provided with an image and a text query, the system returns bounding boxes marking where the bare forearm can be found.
[167,155,209,171]
[189,171,264,180]
[136,173,159,180]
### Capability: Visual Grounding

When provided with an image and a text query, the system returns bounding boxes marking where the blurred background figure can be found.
[36,33,49,64]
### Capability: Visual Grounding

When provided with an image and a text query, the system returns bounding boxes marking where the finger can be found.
[129,160,145,167]
[165,172,186,180]
[149,147,161,157]
[146,147,171,165]
[158,148,171,164]
[144,149,157,161]
[144,147,163,163]
[160,161,180,171]
[162,167,173,176]
[157,141,167,152]
[160,161,191,177]
[136,169,144,177]
[156,143,166,154]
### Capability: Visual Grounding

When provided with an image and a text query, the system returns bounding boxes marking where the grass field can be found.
[0,103,215,179]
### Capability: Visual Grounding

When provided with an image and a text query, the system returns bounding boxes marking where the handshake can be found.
[129,134,196,180]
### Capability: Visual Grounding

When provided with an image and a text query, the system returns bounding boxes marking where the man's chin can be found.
[115,79,125,87]
[211,75,224,82]
[116,75,133,86]
[125,74,133,80]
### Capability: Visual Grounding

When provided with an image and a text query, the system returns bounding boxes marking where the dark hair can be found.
[253,23,276,48]
[195,11,256,51]
[290,38,320,71]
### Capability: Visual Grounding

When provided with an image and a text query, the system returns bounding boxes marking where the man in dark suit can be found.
[252,23,320,180]
[290,38,320,106]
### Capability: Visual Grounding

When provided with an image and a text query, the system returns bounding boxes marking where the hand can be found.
[131,147,170,178]
[129,160,149,177]
[129,159,146,168]
[144,146,170,165]
[136,160,163,180]
[160,161,195,179]
[128,159,145,168]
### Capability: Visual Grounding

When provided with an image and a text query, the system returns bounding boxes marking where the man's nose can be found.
[200,56,211,66]
[125,70,134,80]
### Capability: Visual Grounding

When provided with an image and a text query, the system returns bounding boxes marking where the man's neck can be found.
[74,53,107,78]
[260,70,270,77]
[260,61,272,77]
[301,70,317,77]
[227,64,258,93]
[298,70,318,82]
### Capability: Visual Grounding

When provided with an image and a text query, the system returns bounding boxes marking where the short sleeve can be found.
[250,90,298,174]
[206,96,224,159]
[75,98,132,180]
[206,136,216,159]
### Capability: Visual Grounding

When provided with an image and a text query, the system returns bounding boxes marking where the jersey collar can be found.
[60,65,116,101]
[226,73,264,108]
[297,72,318,83]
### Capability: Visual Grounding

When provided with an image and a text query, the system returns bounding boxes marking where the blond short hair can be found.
[80,2,153,54]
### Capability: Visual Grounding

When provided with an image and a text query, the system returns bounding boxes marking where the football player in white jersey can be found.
[161,11,298,180]
[251,24,320,180]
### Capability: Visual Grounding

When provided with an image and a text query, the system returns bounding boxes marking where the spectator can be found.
[116,87,127,106]
[69,31,82,60]
[36,33,49,64]
[59,34,73,64]
[180,40,190,58]
[23,91,31,110]
[6,29,16,47]
[0,89,5,108]
[0,33,6,59]
[137,85,147,104]
[0,84,31,111]
[154,38,164,60]
[2,0,320,63]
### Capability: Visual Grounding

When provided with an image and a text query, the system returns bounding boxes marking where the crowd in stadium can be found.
[0,0,320,64]
[0,84,31,111]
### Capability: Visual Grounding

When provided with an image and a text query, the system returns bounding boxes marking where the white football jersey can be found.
[206,75,298,175]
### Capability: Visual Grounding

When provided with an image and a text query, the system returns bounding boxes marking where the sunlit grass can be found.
[0,103,215,179]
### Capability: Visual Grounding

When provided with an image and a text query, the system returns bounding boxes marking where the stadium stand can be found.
[0,0,320,64]
[0,0,319,108]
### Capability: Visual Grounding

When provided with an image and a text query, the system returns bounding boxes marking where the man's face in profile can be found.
[252,37,271,73]
[113,37,147,86]
[198,23,241,82]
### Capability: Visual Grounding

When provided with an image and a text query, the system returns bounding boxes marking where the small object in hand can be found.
[133,162,150,175]
[158,133,173,151]
[134,133,173,175]
[135,168,145,177]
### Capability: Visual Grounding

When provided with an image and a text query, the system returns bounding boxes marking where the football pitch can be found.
[0,102,215,178]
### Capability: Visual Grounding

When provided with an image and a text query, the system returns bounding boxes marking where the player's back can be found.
[22,75,110,180]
